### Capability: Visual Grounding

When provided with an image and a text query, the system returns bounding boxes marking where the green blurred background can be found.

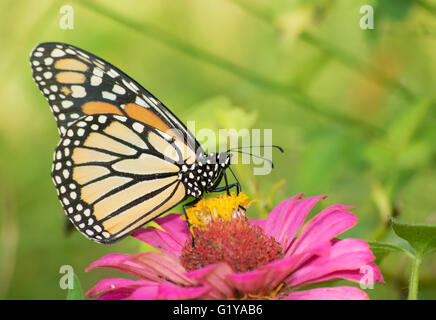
[1,0,436,299]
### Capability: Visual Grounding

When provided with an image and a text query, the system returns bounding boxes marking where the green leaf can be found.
[391,217,436,255]
[66,274,84,300]
[368,240,414,263]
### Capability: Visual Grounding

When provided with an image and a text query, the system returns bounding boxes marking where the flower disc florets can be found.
[181,193,283,272]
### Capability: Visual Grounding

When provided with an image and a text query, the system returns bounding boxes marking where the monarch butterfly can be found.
[30,42,280,244]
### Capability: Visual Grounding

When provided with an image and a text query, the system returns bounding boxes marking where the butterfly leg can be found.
[210,182,240,194]
[183,198,200,246]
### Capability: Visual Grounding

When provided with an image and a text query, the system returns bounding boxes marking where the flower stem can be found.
[408,253,422,300]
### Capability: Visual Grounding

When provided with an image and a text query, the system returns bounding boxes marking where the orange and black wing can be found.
[52,114,188,243]
[30,42,201,162]
[30,42,203,243]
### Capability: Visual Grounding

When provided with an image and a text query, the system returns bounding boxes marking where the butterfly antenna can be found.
[230,150,275,169]
[228,145,284,153]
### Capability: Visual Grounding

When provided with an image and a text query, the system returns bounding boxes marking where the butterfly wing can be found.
[52,114,188,243]
[30,42,201,164]
[30,42,205,243]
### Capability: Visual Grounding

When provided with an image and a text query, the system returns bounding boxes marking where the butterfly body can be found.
[30,42,234,244]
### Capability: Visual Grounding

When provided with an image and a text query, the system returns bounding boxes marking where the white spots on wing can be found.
[129,81,139,92]
[98,115,107,123]
[44,57,54,65]
[135,96,148,108]
[50,85,58,92]
[34,51,43,57]
[63,197,70,206]
[36,47,45,52]
[90,75,102,86]
[132,122,144,133]
[112,84,125,95]
[63,169,70,179]
[149,97,159,105]
[142,95,156,108]
[102,91,116,101]
[78,51,90,59]
[113,115,127,122]
[71,85,87,98]
[121,78,137,93]
[65,48,76,55]
[93,68,103,77]
[107,69,119,78]
[58,113,66,121]
[91,124,99,131]
[51,48,66,57]
[62,100,74,109]
[32,60,40,66]
[43,71,53,79]
[77,128,85,136]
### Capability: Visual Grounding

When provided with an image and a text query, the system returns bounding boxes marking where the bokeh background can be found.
[1,0,436,299]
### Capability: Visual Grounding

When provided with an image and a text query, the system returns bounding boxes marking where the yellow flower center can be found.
[183,192,254,231]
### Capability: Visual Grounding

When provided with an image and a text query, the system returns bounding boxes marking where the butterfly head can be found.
[193,152,231,190]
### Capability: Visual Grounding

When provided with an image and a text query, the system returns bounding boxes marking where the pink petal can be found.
[300,262,384,287]
[86,253,130,271]
[131,227,183,259]
[86,253,159,281]
[157,282,210,300]
[86,253,159,280]
[84,278,155,297]
[154,213,191,245]
[86,252,193,285]
[123,282,209,300]
[96,288,137,300]
[288,206,357,259]
[129,252,196,286]
[124,285,159,300]
[186,263,234,299]
[283,286,369,300]
[286,239,380,288]
[264,194,327,250]
[227,255,304,294]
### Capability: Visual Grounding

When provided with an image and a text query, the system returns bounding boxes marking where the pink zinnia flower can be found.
[85,193,384,300]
